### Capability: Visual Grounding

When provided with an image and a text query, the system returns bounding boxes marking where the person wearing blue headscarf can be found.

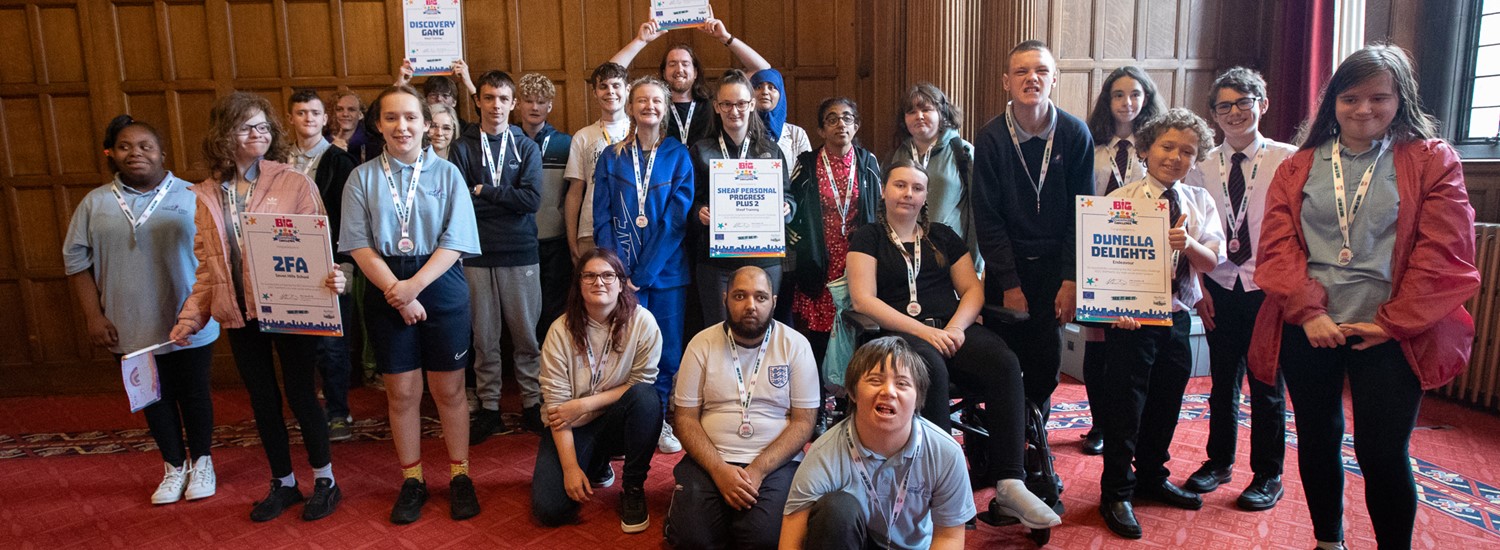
[751,68,813,164]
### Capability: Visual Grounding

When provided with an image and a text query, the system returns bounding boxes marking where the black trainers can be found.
[302,478,342,521]
[449,474,480,520]
[250,480,304,522]
[470,409,503,445]
[390,478,428,525]
[618,485,649,534]
[328,417,353,442]
[521,405,546,435]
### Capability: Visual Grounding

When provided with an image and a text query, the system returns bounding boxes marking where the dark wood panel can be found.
[515,0,565,72]
[14,187,63,270]
[167,3,213,80]
[0,7,34,84]
[3,97,48,176]
[1099,0,1136,60]
[227,1,280,79]
[463,0,514,73]
[113,3,162,81]
[286,0,335,77]
[1143,0,1178,60]
[51,95,96,174]
[342,0,390,76]
[38,6,86,83]
[0,282,26,364]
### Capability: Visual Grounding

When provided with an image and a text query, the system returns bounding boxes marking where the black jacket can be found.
[448,124,543,267]
[787,146,882,296]
[312,144,358,263]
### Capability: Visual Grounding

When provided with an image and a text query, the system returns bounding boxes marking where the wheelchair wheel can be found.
[1028,527,1051,546]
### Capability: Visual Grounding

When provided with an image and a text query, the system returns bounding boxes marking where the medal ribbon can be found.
[479,126,517,187]
[225,172,258,243]
[671,102,696,144]
[112,174,174,236]
[1003,102,1056,213]
[1330,138,1389,262]
[582,329,614,396]
[380,151,424,247]
[727,322,774,429]
[885,224,923,314]
[1217,143,1267,243]
[821,149,855,236]
[630,138,659,224]
[845,425,924,548]
[718,134,751,160]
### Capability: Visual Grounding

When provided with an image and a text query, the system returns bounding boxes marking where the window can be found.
[1466,0,1500,142]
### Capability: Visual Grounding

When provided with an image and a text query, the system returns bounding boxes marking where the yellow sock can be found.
[450,459,469,478]
[401,461,423,482]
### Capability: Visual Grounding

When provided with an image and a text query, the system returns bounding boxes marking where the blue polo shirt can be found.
[784,417,976,549]
[339,148,481,258]
[1301,137,1399,324]
[62,174,219,355]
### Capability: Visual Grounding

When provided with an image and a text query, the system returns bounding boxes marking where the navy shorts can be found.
[364,255,471,375]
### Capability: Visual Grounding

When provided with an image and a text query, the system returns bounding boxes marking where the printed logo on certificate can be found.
[709,159,785,259]
[1074,195,1173,326]
[239,213,344,336]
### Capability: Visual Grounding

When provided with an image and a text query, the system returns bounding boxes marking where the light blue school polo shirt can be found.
[784,417,976,549]
[62,174,220,355]
[338,148,481,258]
[1300,138,1398,324]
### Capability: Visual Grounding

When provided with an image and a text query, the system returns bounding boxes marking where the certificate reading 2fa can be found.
[239,213,344,337]
[710,159,786,259]
[1074,195,1173,326]
[404,0,464,76]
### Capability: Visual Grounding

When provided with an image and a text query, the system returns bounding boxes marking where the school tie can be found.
[1163,187,1188,296]
[1227,152,1252,266]
[1107,139,1131,194]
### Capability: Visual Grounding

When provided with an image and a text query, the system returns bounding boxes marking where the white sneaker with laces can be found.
[185,455,216,500]
[657,421,682,454]
[152,462,188,504]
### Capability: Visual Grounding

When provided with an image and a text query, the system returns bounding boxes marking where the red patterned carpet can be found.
[4,376,1499,549]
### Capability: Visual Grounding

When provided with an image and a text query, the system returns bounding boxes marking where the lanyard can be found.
[670,102,696,144]
[593,123,621,173]
[539,134,553,161]
[1330,139,1389,265]
[885,223,923,316]
[821,148,855,236]
[846,425,924,547]
[630,139,659,226]
[292,145,326,177]
[727,322,774,432]
[908,141,932,169]
[1216,143,1268,242]
[719,134,750,159]
[479,126,517,187]
[582,329,614,396]
[1003,102,1056,213]
[224,171,258,243]
[380,151,425,247]
[111,174,174,236]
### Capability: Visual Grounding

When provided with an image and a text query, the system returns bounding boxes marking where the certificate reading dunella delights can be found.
[239,213,343,336]
[1075,195,1173,326]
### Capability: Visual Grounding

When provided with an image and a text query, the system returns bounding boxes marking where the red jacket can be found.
[1250,139,1478,390]
[176,160,324,331]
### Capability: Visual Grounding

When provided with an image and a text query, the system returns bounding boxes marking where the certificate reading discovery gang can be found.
[239,213,343,337]
[404,0,464,76]
[1074,195,1173,326]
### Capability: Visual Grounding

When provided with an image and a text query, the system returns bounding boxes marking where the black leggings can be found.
[227,321,331,479]
[141,344,216,467]
[1280,324,1421,547]
[883,325,1026,481]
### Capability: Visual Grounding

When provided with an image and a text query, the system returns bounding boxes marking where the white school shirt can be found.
[673,321,820,464]
[1106,175,1226,311]
[1184,136,1296,292]
[563,118,630,239]
[1091,135,1148,195]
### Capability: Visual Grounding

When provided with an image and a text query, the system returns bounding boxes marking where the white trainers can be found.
[151,462,188,504]
[185,455,216,500]
[993,479,1061,529]
[657,421,682,454]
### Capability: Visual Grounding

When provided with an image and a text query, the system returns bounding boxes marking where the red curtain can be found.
[1265,0,1334,144]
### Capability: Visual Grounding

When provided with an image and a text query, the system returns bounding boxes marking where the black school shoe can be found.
[250,480,305,522]
[1100,500,1142,539]
[1081,428,1104,455]
[390,478,429,524]
[450,474,481,520]
[302,478,342,521]
[470,409,503,445]
[1184,461,1234,493]
[1137,479,1204,510]
[619,485,649,534]
[1237,475,1284,511]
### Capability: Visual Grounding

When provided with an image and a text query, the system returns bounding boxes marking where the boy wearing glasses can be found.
[1181,67,1295,511]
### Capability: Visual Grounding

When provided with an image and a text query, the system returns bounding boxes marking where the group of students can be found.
[63,14,1478,549]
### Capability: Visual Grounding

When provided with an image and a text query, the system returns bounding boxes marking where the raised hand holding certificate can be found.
[709,158,785,258]
[1075,195,1173,326]
[652,0,713,31]
[403,0,464,76]
[240,213,343,336]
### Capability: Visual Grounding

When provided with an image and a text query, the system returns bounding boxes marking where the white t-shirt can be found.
[564,118,630,239]
[674,320,820,464]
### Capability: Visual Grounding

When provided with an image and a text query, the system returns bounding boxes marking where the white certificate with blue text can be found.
[240,213,343,336]
[709,158,785,258]
[403,0,464,76]
[1075,195,1173,326]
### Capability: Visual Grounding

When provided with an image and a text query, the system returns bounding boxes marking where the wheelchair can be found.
[838,304,1058,546]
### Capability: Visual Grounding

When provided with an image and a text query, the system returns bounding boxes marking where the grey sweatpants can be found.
[465,264,543,409]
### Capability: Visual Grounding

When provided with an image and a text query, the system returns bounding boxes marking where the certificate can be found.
[709,158,785,258]
[403,0,464,76]
[1074,195,1173,326]
[652,0,713,31]
[240,213,343,336]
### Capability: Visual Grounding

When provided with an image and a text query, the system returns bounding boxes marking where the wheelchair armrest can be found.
[981,304,1030,325]
[841,309,882,336]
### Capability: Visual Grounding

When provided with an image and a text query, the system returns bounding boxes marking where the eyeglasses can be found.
[581,271,619,285]
[823,114,859,127]
[235,122,272,136]
[716,100,753,112]
[1212,96,1262,115]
